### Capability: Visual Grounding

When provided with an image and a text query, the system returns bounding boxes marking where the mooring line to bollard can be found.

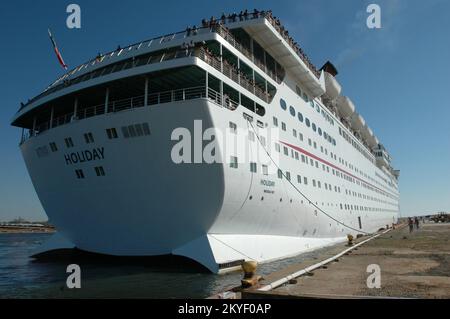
[258,228,392,292]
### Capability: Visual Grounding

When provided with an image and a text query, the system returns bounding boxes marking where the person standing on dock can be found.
[408,217,414,233]
[414,217,420,230]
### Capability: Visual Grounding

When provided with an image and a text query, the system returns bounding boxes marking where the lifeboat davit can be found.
[336,96,355,118]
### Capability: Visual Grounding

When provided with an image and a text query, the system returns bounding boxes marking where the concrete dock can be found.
[242,223,450,299]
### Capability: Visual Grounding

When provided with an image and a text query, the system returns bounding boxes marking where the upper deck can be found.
[11,9,398,180]
[12,10,324,122]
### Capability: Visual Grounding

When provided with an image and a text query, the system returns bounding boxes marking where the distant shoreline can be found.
[0,226,55,234]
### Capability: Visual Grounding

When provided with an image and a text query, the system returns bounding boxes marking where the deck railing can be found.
[195,47,270,103]
[20,15,290,111]
[22,86,237,143]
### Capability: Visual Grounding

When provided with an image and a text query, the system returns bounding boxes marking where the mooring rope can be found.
[247,119,371,235]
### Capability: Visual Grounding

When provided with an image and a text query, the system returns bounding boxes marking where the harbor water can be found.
[0,232,327,298]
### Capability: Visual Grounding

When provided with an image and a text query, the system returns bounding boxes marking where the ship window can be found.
[262,165,268,176]
[305,118,310,127]
[84,132,94,144]
[312,123,316,132]
[36,146,49,158]
[285,172,291,181]
[301,155,306,163]
[64,138,74,148]
[275,143,281,152]
[283,146,288,156]
[297,175,302,184]
[313,142,317,149]
[313,180,316,187]
[297,112,304,123]
[293,129,297,137]
[304,177,308,185]
[128,125,136,137]
[250,162,257,173]
[310,100,315,108]
[299,133,304,141]
[229,122,237,134]
[318,128,322,136]
[121,127,130,138]
[142,123,151,136]
[230,156,238,169]
[280,98,287,110]
[277,169,283,179]
[308,139,312,146]
[273,117,278,127]
[289,106,296,117]
[49,142,58,152]
[296,86,302,97]
[135,124,144,137]
[95,166,105,177]
[281,122,286,131]
[75,169,85,179]
[302,93,308,102]
[106,128,118,139]
[295,152,299,160]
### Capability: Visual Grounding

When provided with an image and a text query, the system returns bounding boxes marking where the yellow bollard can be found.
[347,234,354,246]
[241,261,261,288]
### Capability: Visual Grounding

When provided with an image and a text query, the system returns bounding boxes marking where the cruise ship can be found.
[11,10,400,273]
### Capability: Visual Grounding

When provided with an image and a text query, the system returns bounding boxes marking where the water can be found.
[0,232,328,298]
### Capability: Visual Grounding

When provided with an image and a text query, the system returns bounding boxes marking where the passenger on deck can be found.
[221,13,226,24]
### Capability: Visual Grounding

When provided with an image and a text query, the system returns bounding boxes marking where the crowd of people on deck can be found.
[185,10,319,77]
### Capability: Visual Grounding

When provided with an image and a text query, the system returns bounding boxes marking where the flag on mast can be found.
[48,29,68,70]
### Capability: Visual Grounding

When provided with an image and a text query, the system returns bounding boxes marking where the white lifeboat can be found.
[361,124,372,141]
[374,136,380,148]
[336,96,355,118]
[324,72,341,100]
[351,113,365,131]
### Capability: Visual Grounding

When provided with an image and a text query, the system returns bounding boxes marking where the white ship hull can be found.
[21,98,397,272]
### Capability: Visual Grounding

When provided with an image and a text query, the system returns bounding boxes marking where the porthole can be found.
[289,106,296,116]
[305,118,310,127]
[298,112,304,122]
[318,128,322,136]
[280,98,287,110]
[312,123,317,132]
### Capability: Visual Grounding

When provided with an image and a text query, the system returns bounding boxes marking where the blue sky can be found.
[0,0,449,221]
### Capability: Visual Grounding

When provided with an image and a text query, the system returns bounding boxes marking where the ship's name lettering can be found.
[261,179,275,187]
[64,147,105,165]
